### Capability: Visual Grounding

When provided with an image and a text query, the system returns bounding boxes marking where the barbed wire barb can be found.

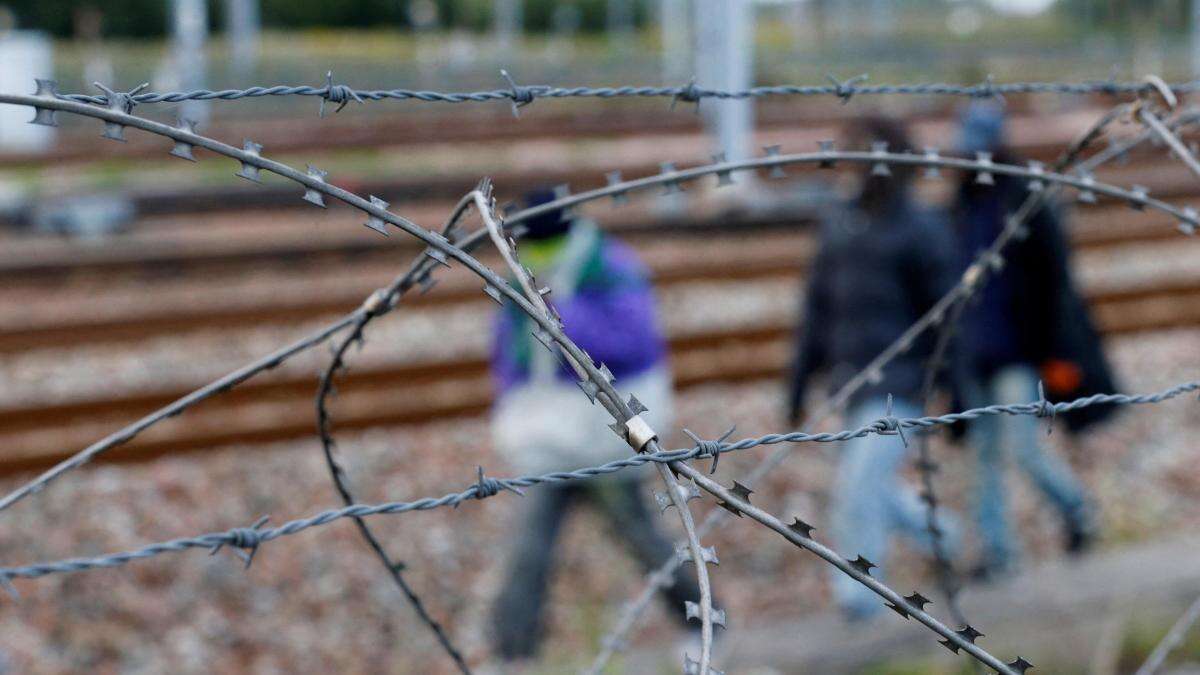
[46,75,1200,109]
[3,78,1200,672]
[583,103,1200,673]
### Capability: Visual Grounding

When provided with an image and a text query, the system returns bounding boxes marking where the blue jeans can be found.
[967,364,1090,568]
[830,396,961,617]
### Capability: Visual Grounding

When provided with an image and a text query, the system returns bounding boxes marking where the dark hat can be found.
[518,187,572,240]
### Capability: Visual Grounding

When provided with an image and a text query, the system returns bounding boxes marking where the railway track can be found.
[4,103,1199,477]
[2,254,1197,476]
[1,195,1194,353]
[1,104,1173,225]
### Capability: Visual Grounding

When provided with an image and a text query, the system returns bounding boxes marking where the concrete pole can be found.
[660,0,688,84]
[871,0,892,42]
[172,0,209,126]
[494,0,521,58]
[1193,0,1200,78]
[0,30,53,151]
[225,0,259,81]
[788,0,811,53]
[695,0,754,163]
[832,0,853,40]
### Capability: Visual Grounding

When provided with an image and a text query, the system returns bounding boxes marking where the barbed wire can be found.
[4,380,1196,670]
[311,199,481,674]
[5,90,1194,515]
[48,73,1200,116]
[1134,594,1200,675]
[4,80,1199,672]
[3,87,729,664]
[908,99,1138,638]
[4,380,1193,581]
[584,103,1200,673]
[471,180,721,673]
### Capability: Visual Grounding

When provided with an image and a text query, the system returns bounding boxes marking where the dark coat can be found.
[954,170,1117,432]
[788,192,959,415]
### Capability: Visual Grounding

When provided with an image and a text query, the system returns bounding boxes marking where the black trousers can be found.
[491,476,703,659]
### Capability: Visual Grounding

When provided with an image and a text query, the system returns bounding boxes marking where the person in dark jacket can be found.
[787,117,962,619]
[953,102,1109,579]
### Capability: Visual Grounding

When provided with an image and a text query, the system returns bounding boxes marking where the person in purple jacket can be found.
[489,188,703,661]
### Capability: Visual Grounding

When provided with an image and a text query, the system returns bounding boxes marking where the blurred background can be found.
[2,1,1200,673]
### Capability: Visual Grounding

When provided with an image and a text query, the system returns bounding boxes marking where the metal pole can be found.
[172,0,209,126]
[871,0,892,41]
[225,0,259,81]
[695,0,754,163]
[1193,0,1200,78]
[494,0,521,58]
[789,0,811,53]
[660,0,688,84]
[833,0,853,39]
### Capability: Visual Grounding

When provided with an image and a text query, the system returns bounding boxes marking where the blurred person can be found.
[952,102,1112,580]
[488,188,703,661]
[786,117,962,620]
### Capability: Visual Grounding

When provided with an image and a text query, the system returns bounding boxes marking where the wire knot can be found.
[826,73,868,104]
[1035,380,1056,435]
[0,572,18,600]
[682,426,736,474]
[878,393,908,447]
[973,74,1003,101]
[500,70,541,117]
[93,81,149,114]
[671,79,703,111]
[320,70,363,117]
[210,515,269,569]
[472,466,524,500]
[1096,71,1121,96]
[1140,74,1178,111]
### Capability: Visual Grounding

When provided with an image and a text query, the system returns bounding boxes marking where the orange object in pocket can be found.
[1041,359,1083,395]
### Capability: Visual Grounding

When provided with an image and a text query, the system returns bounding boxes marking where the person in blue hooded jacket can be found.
[952,102,1108,580]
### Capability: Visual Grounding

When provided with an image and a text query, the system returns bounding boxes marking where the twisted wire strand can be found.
[2,379,1193,582]
[913,298,972,628]
[0,314,358,512]
[672,462,1029,674]
[583,105,1200,674]
[909,100,1138,638]
[473,185,719,673]
[1,89,1195,671]
[4,92,726,669]
[7,91,1193,517]
[6,381,1195,672]
[313,207,478,674]
[1134,593,1200,675]
[54,77,1200,110]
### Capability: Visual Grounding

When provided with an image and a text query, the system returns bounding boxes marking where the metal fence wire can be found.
[1,74,1199,675]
